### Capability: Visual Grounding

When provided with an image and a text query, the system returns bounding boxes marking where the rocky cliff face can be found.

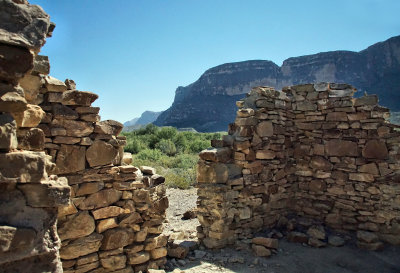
[154,35,400,132]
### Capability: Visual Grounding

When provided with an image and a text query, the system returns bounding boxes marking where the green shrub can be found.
[155,139,177,156]
[188,139,210,153]
[170,154,198,169]
[124,125,228,189]
[173,134,188,153]
[157,126,177,140]
[124,138,146,154]
[135,148,164,161]
[163,167,196,189]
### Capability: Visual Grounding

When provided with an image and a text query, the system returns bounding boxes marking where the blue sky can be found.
[31,0,400,123]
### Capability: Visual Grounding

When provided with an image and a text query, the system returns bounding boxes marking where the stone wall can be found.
[36,76,169,272]
[0,1,169,272]
[0,1,69,272]
[197,83,400,250]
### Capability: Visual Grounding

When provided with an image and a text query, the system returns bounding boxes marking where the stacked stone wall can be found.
[197,83,400,250]
[0,1,69,272]
[0,1,169,272]
[36,77,169,272]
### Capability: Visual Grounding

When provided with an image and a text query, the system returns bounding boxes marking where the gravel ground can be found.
[163,188,400,273]
[163,187,199,240]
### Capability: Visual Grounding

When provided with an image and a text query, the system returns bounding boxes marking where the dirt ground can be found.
[163,188,400,273]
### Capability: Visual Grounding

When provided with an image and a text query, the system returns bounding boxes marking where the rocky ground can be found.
[162,188,400,273]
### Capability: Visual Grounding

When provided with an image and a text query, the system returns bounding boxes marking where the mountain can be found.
[135,111,163,126]
[154,35,400,132]
[123,111,162,132]
[123,117,139,127]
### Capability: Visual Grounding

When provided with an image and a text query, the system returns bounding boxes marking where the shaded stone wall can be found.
[0,1,169,272]
[36,77,169,272]
[0,1,69,272]
[197,83,400,250]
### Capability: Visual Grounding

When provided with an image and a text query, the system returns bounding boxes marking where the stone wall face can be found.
[197,84,400,250]
[37,81,169,272]
[0,1,69,272]
[0,1,168,272]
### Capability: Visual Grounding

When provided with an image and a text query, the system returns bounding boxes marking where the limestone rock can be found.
[151,247,167,259]
[328,235,345,247]
[127,251,149,265]
[0,113,17,151]
[17,127,44,151]
[76,182,104,196]
[12,104,45,127]
[18,177,70,207]
[122,152,133,165]
[307,226,326,240]
[100,254,127,270]
[252,245,271,257]
[32,55,49,75]
[96,218,118,233]
[167,245,188,259]
[60,233,103,260]
[58,202,78,218]
[52,119,94,137]
[349,173,374,183]
[197,161,242,184]
[325,139,358,156]
[140,166,155,175]
[0,151,50,182]
[151,174,165,186]
[65,79,76,90]
[287,232,308,243]
[0,225,36,253]
[94,120,123,136]
[255,150,276,159]
[79,189,122,210]
[256,121,273,137]
[55,144,86,174]
[362,140,388,159]
[58,212,95,240]
[62,90,98,106]
[0,83,27,112]
[0,44,33,83]
[52,104,79,120]
[308,238,326,248]
[0,0,51,49]
[251,237,278,249]
[199,147,231,163]
[19,74,43,103]
[354,95,378,106]
[92,206,126,220]
[357,231,379,243]
[44,76,67,92]
[86,140,119,167]
[310,156,332,171]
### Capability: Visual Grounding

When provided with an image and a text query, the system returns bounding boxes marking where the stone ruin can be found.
[0,1,168,272]
[1,0,400,272]
[197,83,400,252]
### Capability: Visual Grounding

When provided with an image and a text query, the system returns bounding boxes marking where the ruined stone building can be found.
[197,84,400,250]
[1,1,400,273]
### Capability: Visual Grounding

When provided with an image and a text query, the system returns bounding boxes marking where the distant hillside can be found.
[123,111,162,132]
[154,35,400,132]
[124,117,139,127]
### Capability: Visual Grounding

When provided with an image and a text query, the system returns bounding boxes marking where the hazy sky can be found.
[31,0,400,123]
